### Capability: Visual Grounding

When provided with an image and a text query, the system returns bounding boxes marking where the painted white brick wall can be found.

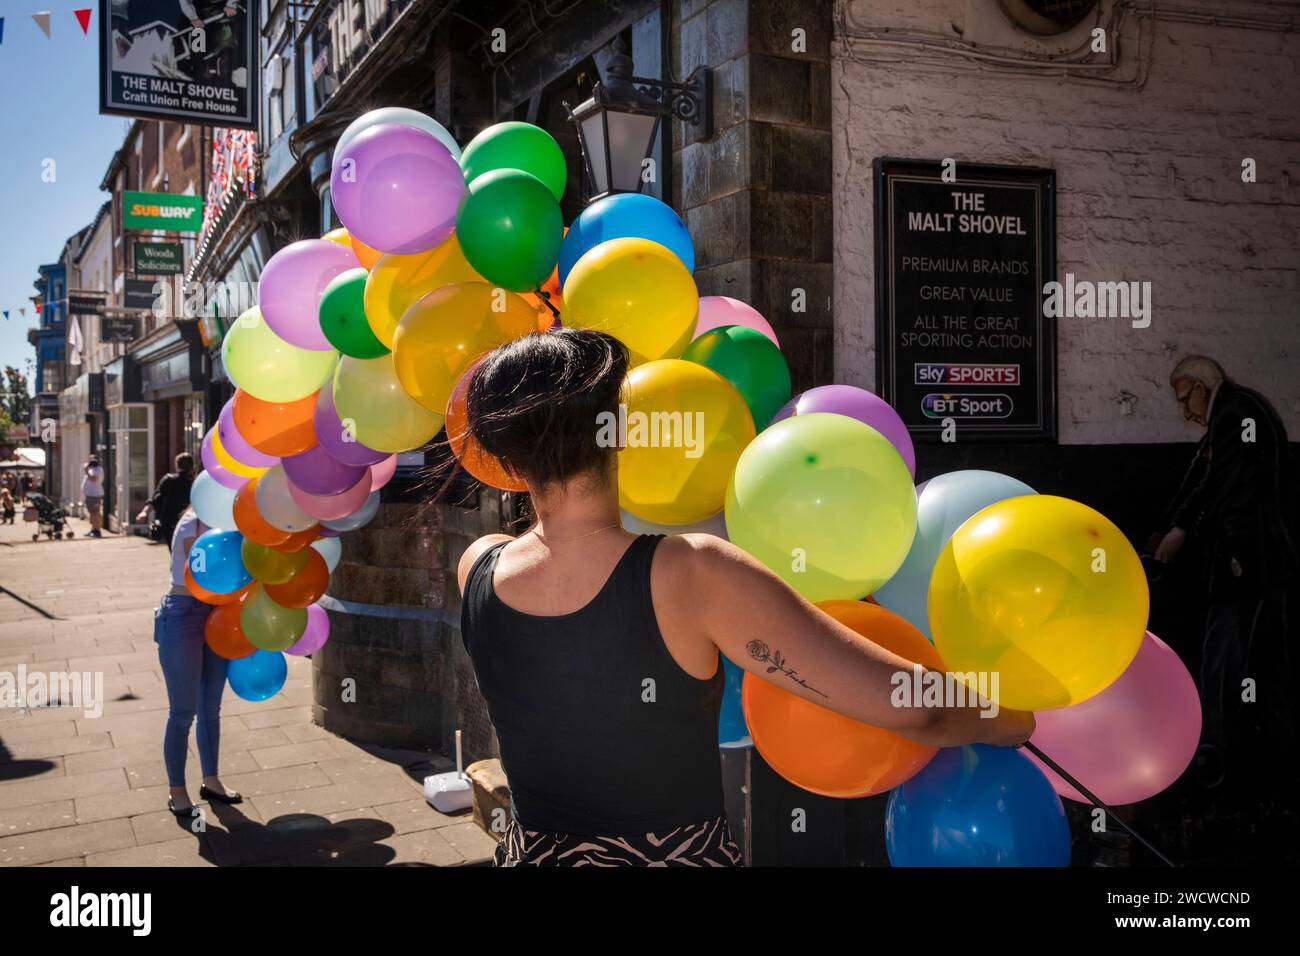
[832,0,1300,444]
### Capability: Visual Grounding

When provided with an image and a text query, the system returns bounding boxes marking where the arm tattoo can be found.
[746,640,827,697]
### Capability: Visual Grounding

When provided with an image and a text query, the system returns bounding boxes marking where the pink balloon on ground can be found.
[282,444,368,497]
[772,384,916,478]
[288,469,373,521]
[1024,632,1201,806]
[258,239,360,350]
[217,400,279,468]
[286,604,331,656]
[330,123,465,254]
[369,455,398,492]
[200,429,248,490]
[693,296,779,347]
[313,384,390,467]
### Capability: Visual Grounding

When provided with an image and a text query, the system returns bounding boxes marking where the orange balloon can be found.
[185,566,250,606]
[231,388,319,457]
[271,524,321,553]
[264,549,330,608]
[520,249,564,329]
[232,476,292,547]
[350,233,384,270]
[204,601,256,659]
[742,600,945,798]
[445,356,528,492]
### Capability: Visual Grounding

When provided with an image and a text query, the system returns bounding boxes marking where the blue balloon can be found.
[718,656,752,749]
[873,470,1035,639]
[886,744,1071,867]
[320,490,380,532]
[187,529,252,594]
[227,650,288,702]
[558,193,694,287]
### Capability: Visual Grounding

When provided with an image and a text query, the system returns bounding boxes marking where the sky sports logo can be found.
[914,363,1020,386]
[49,887,151,936]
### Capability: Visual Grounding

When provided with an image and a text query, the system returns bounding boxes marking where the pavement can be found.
[0,509,497,867]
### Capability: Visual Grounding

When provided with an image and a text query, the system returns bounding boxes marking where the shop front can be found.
[131,321,208,514]
[56,371,106,515]
[103,355,148,533]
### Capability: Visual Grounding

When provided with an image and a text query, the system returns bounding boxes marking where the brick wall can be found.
[832,0,1300,445]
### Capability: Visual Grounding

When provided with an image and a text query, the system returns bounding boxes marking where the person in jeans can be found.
[137,452,196,546]
[82,456,106,538]
[457,330,1034,866]
[155,507,242,816]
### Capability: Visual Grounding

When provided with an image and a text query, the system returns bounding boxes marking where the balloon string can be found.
[1021,741,1178,867]
[537,288,561,321]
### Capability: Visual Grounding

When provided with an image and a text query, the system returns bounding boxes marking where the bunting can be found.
[31,12,50,38]
[202,128,259,240]
[74,8,91,35]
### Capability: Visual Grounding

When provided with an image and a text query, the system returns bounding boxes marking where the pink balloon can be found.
[217,399,279,468]
[330,123,465,255]
[286,604,331,656]
[1025,632,1201,805]
[287,468,372,521]
[258,239,360,350]
[772,384,916,478]
[693,296,779,347]
[200,429,247,490]
[369,455,398,492]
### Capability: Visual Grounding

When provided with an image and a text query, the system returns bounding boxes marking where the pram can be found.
[23,493,76,541]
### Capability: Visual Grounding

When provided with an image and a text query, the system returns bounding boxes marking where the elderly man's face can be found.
[1173,377,1210,426]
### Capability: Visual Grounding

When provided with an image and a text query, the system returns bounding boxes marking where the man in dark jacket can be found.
[1154,356,1297,788]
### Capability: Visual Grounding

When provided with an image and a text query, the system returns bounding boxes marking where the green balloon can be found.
[240,585,308,652]
[460,121,567,201]
[683,325,792,429]
[320,268,388,358]
[456,169,563,292]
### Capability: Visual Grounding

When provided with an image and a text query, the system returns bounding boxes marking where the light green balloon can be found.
[222,307,338,403]
[724,413,917,603]
[241,584,308,652]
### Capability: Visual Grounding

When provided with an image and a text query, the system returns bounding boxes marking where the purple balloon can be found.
[281,444,368,497]
[1025,632,1202,806]
[330,123,465,255]
[313,385,389,466]
[773,385,916,478]
[217,400,279,468]
[200,429,248,490]
[286,604,331,656]
[258,239,359,351]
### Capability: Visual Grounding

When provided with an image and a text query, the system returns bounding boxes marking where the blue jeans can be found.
[154,594,227,787]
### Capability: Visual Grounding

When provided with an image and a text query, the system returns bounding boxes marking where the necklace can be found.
[528,523,620,543]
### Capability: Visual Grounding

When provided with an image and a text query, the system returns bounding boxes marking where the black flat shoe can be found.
[199,785,243,805]
[168,797,195,817]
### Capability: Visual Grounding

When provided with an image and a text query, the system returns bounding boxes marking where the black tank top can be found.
[461,534,725,836]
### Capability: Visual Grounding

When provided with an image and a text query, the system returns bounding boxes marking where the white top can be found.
[171,510,204,588]
[82,465,104,498]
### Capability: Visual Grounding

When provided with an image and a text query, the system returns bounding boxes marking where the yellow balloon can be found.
[332,354,445,453]
[364,236,483,349]
[928,495,1149,711]
[322,227,352,247]
[392,282,539,415]
[209,426,268,479]
[563,238,699,366]
[618,359,756,525]
[241,539,309,584]
[221,307,338,403]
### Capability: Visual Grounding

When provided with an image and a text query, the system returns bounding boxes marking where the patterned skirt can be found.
[494,815,743,867]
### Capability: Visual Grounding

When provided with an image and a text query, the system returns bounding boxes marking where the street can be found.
[0,514,494,867]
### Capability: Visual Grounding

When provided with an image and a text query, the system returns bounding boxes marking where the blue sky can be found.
[0,6,130,391]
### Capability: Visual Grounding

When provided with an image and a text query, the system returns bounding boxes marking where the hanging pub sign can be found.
[102,317,140,343]
[98,0,257,129]
[123,278,162,313]
[133,241,185,274]
[67,291,108,316]
[874,158,1057,442]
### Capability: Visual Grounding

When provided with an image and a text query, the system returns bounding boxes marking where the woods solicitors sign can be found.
[98,0,257,128]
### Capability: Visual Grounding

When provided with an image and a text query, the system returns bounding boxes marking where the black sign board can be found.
[123,278,161,313]
[874,159,1057,442]
[102,317,140,343]
[98,0,257,129]
[133,241,184,275]
[67,291,107,315]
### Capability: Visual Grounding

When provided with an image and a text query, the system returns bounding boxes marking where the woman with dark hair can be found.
[457,329,1034,867]
[137,452,196,545]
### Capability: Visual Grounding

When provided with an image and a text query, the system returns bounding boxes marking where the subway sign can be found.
[123,192,204,232]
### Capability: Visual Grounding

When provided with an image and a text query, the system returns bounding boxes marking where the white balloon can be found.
[619,509,728,539]
[190,471,237,531]
[333,108,461,166]
[311,536,343,572]
[254,465,315,533]
[321,490,381,532]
